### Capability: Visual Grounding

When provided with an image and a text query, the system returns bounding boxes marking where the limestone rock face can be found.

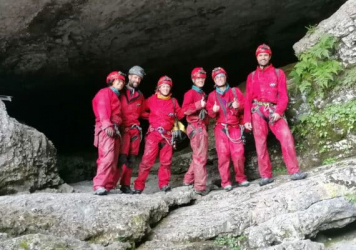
[0,186,195,246]
[0,234,130,250]
[0,0,346,78]
[294,0,356,66]
[0,100,62,195]
[139,158,356,249]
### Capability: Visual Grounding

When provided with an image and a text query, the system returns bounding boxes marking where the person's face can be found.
[128,74,142,88]
[193,77,205,88]
[257,53,271,66]
[159,83,171,96]
[214,75,226,87]
[112,79,125,91]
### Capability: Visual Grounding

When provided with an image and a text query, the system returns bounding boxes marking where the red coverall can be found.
[92,87,122,191]
[119,88,148,186]
[134,94,185,191]
[206,87,247,188]
[182,88,209,192]
[244,64,300,178]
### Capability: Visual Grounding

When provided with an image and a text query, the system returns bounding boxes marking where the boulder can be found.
[138,158,356,249]
[0,100,62,195]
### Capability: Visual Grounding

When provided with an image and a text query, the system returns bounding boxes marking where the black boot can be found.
[120,185,134,194]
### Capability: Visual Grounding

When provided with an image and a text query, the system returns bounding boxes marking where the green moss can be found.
[214,235,247,250]
[345,194,356,205]
[19,241,29,250]
[273,166,288,175]
[292,100,356,153]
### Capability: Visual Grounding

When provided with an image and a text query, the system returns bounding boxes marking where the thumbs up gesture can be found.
[232,98,239,109]
[213,101,220,113]
[200,96,206,108]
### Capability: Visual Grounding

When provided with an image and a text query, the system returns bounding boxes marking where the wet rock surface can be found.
[0,100,62,195]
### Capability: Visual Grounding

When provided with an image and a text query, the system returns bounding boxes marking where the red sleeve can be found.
[206,92,217,118]
[182,91,202,115]
[140,95,150,120]
[244,74,253,123]
[174,98,185,120]
[275,70,288,115]
[96,90,113,129]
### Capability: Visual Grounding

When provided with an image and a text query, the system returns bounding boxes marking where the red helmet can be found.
[212,67,227,80]
[256,44,272,56]
[106,71,126,84]
[191,67,206,79]
[157,76,173,87]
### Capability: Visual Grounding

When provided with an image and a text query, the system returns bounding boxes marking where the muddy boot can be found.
[160,185,171,192]
[238,181,250,187]
[94,187,108,195]
[259,178,274,186]
[291,172,307,180]
[224,185,233,192]
[120,185,134,194]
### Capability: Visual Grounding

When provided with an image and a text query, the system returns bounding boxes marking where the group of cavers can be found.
[92,44,307,196]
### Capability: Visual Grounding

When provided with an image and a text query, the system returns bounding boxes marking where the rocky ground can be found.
[0,157,355,250]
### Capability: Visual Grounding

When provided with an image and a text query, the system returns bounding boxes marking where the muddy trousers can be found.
[251,107,300,178]
[183,124,208,192]
[134,131,173,191]
[119,128,141,186]
[93,131,121,191]
[215,124,247,188]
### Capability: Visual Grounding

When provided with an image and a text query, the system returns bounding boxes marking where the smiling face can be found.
[158,83,171,96]
[128,74,142,88]
[112,79,125,91]
[257,52,271,67]
[193,77,205,88]
[214,74,226,87]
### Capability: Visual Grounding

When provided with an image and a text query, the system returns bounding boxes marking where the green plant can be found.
[214,235,247,250]
[306,24,317,35]
[290,34,343,104]
[322,158,337,165]
[19,241,29,250]
[273,166,288,175]
[345,194,356,204]
[292,100,356,152]
[342,67,356,87]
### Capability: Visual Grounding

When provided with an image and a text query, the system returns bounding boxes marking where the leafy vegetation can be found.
[306,24,317,35]
[292,100,356,152]
[290,34,343,104]
[214,235,247,250]
[322,158,337,165]
[345,194,356,205]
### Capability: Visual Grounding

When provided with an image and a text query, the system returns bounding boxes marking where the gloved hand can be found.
[105,127,115,137]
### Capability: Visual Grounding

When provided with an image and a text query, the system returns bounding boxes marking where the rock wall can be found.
[0,100,62,195]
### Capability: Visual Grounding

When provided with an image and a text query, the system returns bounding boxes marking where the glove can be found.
[105,127,115,138]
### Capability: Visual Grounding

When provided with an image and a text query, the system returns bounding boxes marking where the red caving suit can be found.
[182,87,209,192]
[206,86,247,188]
[92,87,122,191]
[134,94,184,191]
[119,88,148,186]
[244,64,300,178]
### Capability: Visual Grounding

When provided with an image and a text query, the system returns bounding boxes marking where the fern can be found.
[290,34,342,106]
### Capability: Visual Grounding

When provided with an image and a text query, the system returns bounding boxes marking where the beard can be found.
[128,81,139,89]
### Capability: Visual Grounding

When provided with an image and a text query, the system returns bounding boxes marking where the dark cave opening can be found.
[0,1,348,184]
